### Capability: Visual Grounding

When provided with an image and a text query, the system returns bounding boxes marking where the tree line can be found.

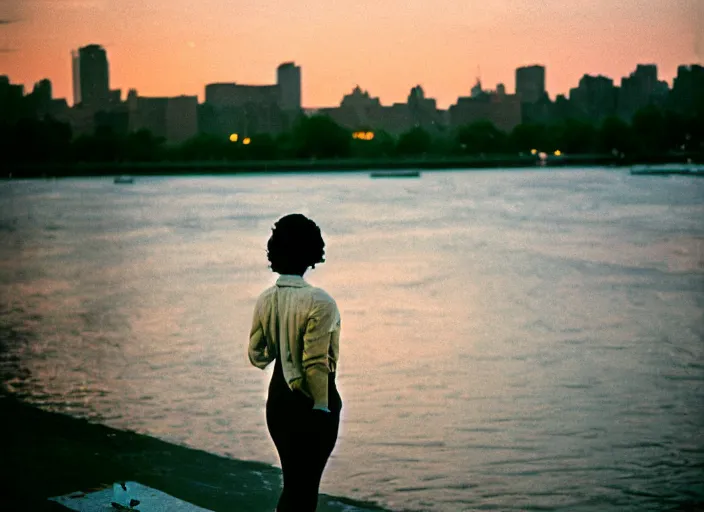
[2,105,702,165]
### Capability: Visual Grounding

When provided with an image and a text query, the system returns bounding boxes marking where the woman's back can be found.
[247,214,342,512]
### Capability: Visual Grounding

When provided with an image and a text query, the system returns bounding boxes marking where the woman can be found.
[248,213,342,512]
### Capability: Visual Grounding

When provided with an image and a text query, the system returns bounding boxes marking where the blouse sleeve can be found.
[302,297,340,372]
[248,296,274,369]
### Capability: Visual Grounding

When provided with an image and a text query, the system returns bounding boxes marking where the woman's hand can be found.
[290,377,312,398]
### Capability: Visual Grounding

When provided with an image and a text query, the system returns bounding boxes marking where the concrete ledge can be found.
[0,395,387,512]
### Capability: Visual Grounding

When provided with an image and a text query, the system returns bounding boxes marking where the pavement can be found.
[0,395,387,512]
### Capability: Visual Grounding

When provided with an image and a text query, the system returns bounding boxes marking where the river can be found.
[1,168,702,511]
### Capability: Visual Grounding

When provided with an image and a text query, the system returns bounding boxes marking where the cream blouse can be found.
[248,274,341,402]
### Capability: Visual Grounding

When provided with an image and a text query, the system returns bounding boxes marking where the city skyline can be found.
[2,47,700,111]
[0,0,702,109]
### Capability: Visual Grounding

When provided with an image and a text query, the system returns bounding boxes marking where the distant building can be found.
[127,91,167,138]
[95,108,129,136]
[49,99,70,120]
[72,53,81,106]
[32,79,52,111]
[407,85,443,131]
[376,103,414,134]
[551,94,578,121]
[520,96,554,124]
[0,75,24,98]
[319,86,382,130]
[127,92,198,143]
[516,65,546,104]
[319,85,444,135]
[618,64,668,119]
[0,76,26,123]
[109,89,122,105]
[670,64,704,114]
[569,74,618,121]
[203,65,296,137]
[165,96,199,143]
[30,78,70,119]
[205,83,280,108]
[319,87,378,131]
[66,107,98,136]
[203,84,287,137]
[72,44,110,108]
[340,86,382,111]
[449,86,522,132]
[277,62,302,111]
[470,78,484,99]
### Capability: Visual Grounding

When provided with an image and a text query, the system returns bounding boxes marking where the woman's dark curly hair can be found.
[267,214,326,274]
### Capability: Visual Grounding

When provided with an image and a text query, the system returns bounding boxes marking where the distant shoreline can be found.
[3,153,701,179]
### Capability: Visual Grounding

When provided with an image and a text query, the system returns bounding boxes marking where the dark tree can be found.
[123,130,165,161]
[291,115,351,159]
[554,119,597,154]
[456,121,508,154]
[632,106,667,154]
[71,127,121,162]
[509,123,553,153]
[350,129,395,158]
[4,117,73,163]
[396,126,432,156]
[177,134,229,161]
[244,133,279,160]
[598,116,635,155]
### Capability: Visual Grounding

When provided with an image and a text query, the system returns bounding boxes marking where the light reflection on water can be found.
[1,169,703,511]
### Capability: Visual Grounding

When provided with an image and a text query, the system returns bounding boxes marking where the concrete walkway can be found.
[0,396,387,512]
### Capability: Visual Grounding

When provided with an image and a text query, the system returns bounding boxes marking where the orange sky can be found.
[0,0,702,108]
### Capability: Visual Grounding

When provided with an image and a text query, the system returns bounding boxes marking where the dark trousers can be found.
[266,358,342,512]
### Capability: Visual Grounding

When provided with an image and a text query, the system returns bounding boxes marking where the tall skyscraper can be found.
[72,44,109,107]
[277,62,301,111]
[516,65,546,104]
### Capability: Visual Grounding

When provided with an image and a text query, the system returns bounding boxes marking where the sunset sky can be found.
[1,0,702,108]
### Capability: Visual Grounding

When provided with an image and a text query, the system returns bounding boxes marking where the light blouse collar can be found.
[276,274,310,288]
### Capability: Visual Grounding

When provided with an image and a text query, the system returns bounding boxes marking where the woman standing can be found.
[248,213,342,512]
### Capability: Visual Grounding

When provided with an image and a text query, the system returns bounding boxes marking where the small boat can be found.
[370,170,421,178]
[630,164,704,177]
[114,175,135,184]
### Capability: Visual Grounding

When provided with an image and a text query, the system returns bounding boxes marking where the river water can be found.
[1,169,703,511]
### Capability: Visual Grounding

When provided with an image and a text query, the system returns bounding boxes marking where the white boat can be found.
[630,164,704,176]
[113,175,135,184]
